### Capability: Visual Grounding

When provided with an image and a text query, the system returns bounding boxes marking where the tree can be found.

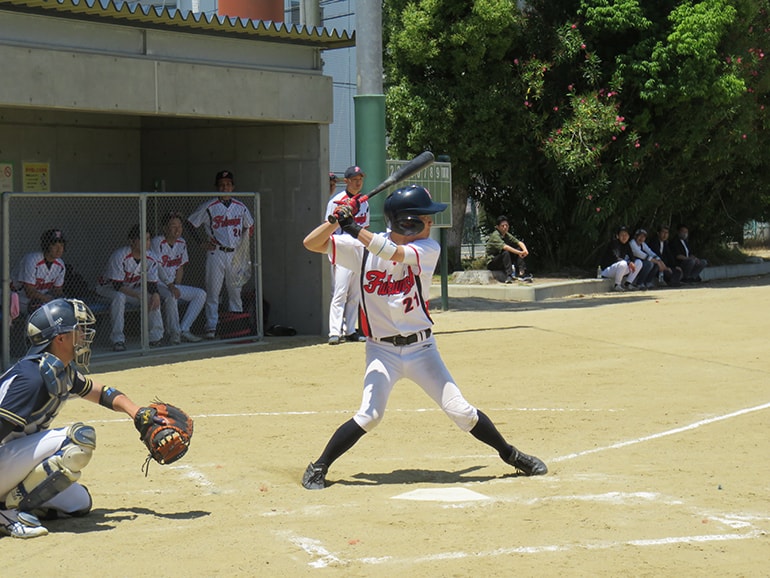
[384,0,770,271]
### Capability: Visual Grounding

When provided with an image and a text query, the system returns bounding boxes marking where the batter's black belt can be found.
[377,328,431,346]
[218,245,235,253]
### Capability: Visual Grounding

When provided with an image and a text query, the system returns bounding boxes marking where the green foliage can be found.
[383,0,770,270]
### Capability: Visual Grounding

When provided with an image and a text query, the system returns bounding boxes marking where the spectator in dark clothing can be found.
[670,224,708,282]
[648,225,683,287]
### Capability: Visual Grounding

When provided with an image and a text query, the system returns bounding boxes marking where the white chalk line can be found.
[279,528,765,568]
[80,405,622,425]
[551,400,770,463]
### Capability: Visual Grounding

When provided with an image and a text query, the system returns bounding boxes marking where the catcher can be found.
[0,298,193,539]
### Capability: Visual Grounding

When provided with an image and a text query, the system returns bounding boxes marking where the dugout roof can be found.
[0,0,355,49]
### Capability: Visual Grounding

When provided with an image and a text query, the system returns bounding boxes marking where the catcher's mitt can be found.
[134,402,193,469]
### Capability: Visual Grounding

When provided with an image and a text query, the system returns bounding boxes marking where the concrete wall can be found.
[0,9,336,336]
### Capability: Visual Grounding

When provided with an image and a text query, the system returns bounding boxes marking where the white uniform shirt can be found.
[329,233,438,338]
[150,235,189,286]
[99,246,159,288]
[325,191,370,234]
[13,251,65,293]
[188,198,255,250]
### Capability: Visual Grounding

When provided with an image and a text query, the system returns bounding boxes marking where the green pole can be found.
[354,94,387,233]
[440,228,449,310]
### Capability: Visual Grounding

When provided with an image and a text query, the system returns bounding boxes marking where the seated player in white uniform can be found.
[151,212,206,344]
[95,224,164,351]
[301,184,548,489]
[0,299,153,539]
[12,229,67,314]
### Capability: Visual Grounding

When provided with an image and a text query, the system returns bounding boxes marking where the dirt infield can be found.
[4,277,769,576]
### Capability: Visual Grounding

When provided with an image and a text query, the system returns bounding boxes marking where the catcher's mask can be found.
[27,298,96,370]
[384,184,447,236]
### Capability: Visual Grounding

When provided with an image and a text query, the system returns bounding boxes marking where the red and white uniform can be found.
[325,192,370,338]
[151,235,206,339]
[328,233,478,433]
[188,198,254,333]
[95,246,163,344]
[13,252,65,313]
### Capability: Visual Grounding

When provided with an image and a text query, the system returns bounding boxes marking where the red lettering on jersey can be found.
[362,270,416,296]
[212,215,242,229]
[161,254,184,268]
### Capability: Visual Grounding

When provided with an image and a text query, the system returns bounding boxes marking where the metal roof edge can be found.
[0,0,356,49]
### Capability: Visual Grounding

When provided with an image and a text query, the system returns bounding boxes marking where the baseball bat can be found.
[328,151,435,223]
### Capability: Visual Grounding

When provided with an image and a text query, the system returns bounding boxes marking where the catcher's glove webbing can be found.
[134,402,194,473]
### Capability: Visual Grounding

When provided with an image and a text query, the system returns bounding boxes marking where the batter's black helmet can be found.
[27,298,96,368]
[384,185,447,236]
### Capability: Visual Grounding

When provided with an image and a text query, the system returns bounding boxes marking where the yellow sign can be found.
[23,161,50,192]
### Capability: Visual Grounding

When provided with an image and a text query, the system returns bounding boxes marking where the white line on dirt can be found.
[551,400,770,463]
[281,529,764,568]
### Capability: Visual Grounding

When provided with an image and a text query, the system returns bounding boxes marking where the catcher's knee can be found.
[4,423,95,511]
[443,396,478,432]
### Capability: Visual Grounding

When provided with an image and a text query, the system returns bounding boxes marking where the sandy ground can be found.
[3,276,769,577]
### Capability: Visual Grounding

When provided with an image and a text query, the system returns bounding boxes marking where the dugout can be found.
[0,1,354,368]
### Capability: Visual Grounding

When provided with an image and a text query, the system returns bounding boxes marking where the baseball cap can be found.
[40,229,66,250]
[215,170,235,183]
[344,166,365,179]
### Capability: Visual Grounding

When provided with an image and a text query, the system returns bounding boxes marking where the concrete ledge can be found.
[434,262,770,303]
[700,261,770,281]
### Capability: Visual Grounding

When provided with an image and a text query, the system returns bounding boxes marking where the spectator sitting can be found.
[486,215,533,283]
[598,226,641,292]
[95,224,164,352]
[151,212,206,345]
[670,224,708,282]
[12,229,66,314]
[649,225,683,287]
[628,229,661,289]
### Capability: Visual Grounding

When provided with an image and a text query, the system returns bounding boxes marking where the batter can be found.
[301,184,547,489]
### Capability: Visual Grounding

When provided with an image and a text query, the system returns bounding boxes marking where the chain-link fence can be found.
[2,192,262,369]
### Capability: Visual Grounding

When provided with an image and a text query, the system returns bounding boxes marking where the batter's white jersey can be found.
[188,197,254,250]
[150,235,189,285]
[13,252,65,294]
[329,233,438,338]
[99,246,160,288]
[325,191,370,232]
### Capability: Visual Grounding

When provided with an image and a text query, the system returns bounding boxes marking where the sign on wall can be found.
[385,159,452,228]
[23,162,50,192]
[0,162,13,193]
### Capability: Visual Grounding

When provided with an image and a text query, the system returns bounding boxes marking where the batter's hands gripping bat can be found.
[328,151,435,223]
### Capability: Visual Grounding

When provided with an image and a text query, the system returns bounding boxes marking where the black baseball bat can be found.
[328,151,435,223]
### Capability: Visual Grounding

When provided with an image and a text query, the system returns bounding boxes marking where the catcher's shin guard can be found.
[5,423,96,512]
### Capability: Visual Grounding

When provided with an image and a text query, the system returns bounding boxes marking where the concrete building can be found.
[0,0,354,364]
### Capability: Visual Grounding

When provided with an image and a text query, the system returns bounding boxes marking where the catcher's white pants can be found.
[328,263,359,338]
[353,337,479,433]
[204,250,243,333]
[0,428,92,516]
[158,284,206,335]
[95,285,164,343]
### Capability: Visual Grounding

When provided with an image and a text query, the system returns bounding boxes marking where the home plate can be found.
[392,488,492,502]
